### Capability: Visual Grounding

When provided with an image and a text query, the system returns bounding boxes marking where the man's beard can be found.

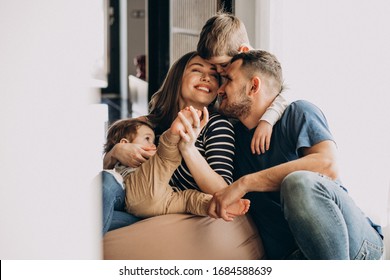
[218,86,252,119]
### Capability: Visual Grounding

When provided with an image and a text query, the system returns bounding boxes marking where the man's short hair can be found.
[231,50,284,94]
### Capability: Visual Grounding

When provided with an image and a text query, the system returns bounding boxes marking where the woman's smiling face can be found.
[179,55,220,109]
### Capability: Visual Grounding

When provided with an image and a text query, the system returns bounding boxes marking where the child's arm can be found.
[251,92,289,154]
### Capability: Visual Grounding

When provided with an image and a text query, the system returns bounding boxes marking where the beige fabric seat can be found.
[103,213,264,260]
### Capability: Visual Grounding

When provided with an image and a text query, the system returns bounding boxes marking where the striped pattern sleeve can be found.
[170,112,235,191]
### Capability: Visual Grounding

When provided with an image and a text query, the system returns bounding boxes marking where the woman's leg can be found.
[109,210,140,232]
[102,171,140,235]
[281,171,384,259]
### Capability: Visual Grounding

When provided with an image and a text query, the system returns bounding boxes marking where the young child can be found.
[104,107,250,219]
[197,12,289,155]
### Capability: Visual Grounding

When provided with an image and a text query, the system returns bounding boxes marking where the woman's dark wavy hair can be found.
[147,51,218,137]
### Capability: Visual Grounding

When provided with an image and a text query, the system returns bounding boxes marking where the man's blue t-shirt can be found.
[233,100,335,259]
[234,100,335,177]
[234,100,382,259]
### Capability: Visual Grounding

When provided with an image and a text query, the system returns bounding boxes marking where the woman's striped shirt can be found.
[169,112,235,192]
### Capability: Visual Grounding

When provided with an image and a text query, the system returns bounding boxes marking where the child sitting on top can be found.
[197,12,289,155]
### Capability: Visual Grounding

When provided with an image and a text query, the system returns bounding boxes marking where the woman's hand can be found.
[104,142,156,169]
[177,106,209,151]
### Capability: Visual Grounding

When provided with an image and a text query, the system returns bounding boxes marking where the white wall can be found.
[0,0,105,259]
[235,0,256,47]
[241,0,390,226]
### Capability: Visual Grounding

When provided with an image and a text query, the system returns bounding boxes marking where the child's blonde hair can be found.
[197,12,249,59]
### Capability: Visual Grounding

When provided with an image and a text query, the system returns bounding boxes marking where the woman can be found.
[102,51,235,234]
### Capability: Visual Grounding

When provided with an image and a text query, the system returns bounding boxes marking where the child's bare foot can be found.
[226,199,250,217]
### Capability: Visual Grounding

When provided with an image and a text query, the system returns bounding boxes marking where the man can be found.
[209,50,384,260]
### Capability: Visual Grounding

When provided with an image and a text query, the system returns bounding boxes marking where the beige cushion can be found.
[103,213,264,260]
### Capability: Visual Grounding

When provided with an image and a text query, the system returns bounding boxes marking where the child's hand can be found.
[251,120,272,155]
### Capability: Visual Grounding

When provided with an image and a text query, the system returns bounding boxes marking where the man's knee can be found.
[281,171,317,196]
[280,171,320,221]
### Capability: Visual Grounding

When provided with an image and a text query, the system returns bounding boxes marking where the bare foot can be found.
[226,199,250,217]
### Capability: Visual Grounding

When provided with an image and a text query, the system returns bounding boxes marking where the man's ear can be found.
[249,77,261,96]
[120,138,130,144]
[238,44,252,53]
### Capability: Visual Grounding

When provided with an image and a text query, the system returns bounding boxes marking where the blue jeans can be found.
[102,171,141,235]
[281,171,384,259]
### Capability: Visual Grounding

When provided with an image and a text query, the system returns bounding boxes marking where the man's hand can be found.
[208,179,247,221]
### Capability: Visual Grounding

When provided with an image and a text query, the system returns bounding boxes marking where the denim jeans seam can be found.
[316,178,344,228]
[353,239,384,260]
[364,239,384,252]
